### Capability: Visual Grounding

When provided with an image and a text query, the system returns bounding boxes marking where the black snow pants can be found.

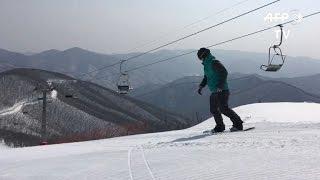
[210,90,243,126]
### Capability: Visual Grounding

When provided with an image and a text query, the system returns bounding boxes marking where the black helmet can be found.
[197,48,210,60]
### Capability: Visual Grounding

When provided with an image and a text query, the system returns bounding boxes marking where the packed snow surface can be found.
[1,102,320,180]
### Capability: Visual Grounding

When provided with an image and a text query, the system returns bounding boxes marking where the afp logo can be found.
[264,10,303,40]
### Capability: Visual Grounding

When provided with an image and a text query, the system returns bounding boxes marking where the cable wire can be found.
[126,0,252,53]
[123,0,280,62]
[91,11,320,84]
[92,10,320,81]
[79,0,280,78]
[121,11,320,74]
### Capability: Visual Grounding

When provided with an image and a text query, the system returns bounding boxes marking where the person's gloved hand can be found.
[198,86,203,95]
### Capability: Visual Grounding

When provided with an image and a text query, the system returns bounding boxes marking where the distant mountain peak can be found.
[0,48,17,55]
[0,48,13,53]
[67,47,85,51]
[36,49,61,56]
[63,47,93,54]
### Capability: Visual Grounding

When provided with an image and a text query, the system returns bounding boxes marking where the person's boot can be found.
[211,124,225,133]
[230,122,243,132]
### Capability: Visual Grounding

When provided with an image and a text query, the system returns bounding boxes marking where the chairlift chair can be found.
[117,60,132,94]
[260,45,286,72]
[65,94,78,99]
[117,73,131,94]
[261,24,286,72]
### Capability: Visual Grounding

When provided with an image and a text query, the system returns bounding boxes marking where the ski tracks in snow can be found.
[128,146,156,180]
[128,148,134,180]
[141,147,156,180]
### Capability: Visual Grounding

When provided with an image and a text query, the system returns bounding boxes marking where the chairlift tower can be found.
[36,81,54,145]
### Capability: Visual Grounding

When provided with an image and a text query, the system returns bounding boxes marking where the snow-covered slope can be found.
[1,102,320,180]
[0,68,191,146]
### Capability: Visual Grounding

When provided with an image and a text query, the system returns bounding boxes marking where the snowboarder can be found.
[197,48,243,132]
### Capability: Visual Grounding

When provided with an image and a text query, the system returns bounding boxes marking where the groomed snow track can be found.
[1,103,320,180]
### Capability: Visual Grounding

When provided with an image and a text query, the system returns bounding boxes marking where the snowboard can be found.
[203,127,255,135]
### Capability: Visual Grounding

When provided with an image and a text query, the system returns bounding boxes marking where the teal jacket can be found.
[199,54,229,93]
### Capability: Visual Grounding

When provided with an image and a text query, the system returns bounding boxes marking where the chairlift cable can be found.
[121,0,280,63]
[125,0,253,53]
[114,11,320,75]
[90,11,319,94]
[92,11,320,81]
[79,0,280,78]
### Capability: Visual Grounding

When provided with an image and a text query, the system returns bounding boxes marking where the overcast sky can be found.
[0,0,319,59]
